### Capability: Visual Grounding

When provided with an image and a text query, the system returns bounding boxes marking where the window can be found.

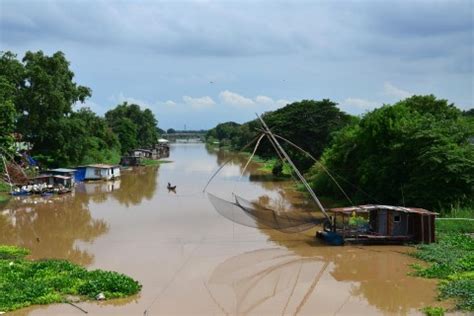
[94,169,101,176]
[394,215,401,222]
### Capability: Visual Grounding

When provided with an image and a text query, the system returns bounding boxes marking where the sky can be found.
[1,0,472,130]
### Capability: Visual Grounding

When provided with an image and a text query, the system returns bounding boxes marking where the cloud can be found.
[219,90,290,109]
[383,82,413,99]
[161,100,177,107]
[219,90,255,107]
[342,98,379,110]
[182,95,215,109]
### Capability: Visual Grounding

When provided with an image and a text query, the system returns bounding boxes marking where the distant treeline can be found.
[206,98,474,210]
[0,51,160,167]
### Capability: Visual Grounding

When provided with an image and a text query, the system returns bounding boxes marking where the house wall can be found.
[391,212,408,236]
[112,167,121,178]
[377,210,388,235]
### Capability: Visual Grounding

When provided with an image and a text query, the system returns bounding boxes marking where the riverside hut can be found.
[47,168,77,185]
[317,205,436,245]
[76,164,121,181]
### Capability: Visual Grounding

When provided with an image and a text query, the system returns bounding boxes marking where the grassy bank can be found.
[0,180,11,193]
[0,181,11,203]
[142,159,173,166]
[411,207,474,314]
[0,245,141,312]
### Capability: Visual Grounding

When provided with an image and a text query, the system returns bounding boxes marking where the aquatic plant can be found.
[411,233,474,311]
[0,245,141,312]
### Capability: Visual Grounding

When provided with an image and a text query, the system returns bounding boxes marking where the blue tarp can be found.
[26,155,37,166]
[74,168,86,182]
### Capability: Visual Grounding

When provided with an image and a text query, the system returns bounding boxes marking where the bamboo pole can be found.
[256,114,330,222]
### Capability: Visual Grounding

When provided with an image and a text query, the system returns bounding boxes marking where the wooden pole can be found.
[256,114,331,222]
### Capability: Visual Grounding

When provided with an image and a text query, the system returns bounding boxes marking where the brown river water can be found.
[1,144,445,315]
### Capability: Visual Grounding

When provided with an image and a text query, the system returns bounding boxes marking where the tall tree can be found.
[1,51,92,165]
[309,95,474,209]
[0,77,17,155]
[105,102,158,153]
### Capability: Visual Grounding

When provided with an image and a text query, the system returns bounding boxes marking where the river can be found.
[1,143,443,315]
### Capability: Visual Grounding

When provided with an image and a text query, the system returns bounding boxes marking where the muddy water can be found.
[1,144,443,315]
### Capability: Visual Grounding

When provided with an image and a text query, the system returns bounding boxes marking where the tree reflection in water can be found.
[111,166,158,207]
[0,194,108,266]
[206,149,438,314]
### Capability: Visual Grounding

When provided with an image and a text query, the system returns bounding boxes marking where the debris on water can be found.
[96,292,105,301]
[65,295,81,303]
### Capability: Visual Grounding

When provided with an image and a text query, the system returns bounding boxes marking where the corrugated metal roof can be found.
[328,204,436,215]
[49,168,77,173]
[85,164,119,169]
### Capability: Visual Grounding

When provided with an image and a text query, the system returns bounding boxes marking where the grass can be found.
[0,180,11,193]
[411,205,474,314]
[142,159,173,166]
[0,245,142,312]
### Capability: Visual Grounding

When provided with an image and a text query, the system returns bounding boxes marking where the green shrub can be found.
[422,306,444,316]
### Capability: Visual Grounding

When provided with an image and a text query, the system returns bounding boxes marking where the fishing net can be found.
[208,193,326,233]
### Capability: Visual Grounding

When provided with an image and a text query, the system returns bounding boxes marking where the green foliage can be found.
[422,306,445,316]
[308,95,474,210]
[411,233,474,311]
[0,77,17,155]
[207,100,353,172]
[0,180,11,192]
[0,245,141,312]
[77,270,141,299]
[0,245,29,259]
[0,50,160,167]
[12,51,91,165]
[348,214,369,227]
[105,102,158,153]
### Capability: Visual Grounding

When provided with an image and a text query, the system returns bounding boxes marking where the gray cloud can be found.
[1,0,472,129]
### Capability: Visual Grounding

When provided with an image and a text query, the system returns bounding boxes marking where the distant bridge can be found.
[163,132,206,143]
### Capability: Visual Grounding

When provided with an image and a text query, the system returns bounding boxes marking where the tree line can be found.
[0,51,160,167]
[206,97,473,210]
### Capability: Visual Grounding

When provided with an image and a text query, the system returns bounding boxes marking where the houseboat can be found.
[120,155,143,167]
[46,168,77,185]
[317,205,437,245]
[75,164,121,181]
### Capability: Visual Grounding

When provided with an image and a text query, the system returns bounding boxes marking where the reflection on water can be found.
[0,194,108,265]
[0,166,159,265]
[208,247,438,315]
[111,166,158,206]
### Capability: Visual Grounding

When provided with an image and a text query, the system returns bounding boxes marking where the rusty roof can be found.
[328,204,436,215]
[84,164,119,169]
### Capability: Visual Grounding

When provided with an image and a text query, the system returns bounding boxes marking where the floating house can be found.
[47,168,77,185]
[155,142,170,158]
[132,149,154,159]
[119,155,143,167]
[317,205,437,245]
[75,164,121,181]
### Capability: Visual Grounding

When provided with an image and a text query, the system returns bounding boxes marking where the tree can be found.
[167,128,176,134]
[309,95,474,210]
[105,102,158,153]
[0,78,17,155]
[1,51,92,165]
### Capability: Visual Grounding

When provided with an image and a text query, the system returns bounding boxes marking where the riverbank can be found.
[0,245,141,313]
[0,181,11,203]
[142,158,173,166]
[411,208,474,314]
